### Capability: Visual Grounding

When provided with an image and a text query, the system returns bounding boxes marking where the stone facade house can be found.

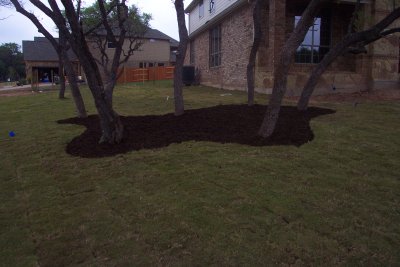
[23,29,179,82]
[185,0,400,96]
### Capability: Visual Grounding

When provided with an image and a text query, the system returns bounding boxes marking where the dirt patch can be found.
[58,105,335,158]
[286,89,400,104]
[0,90,36,97]
[0,88,55,97]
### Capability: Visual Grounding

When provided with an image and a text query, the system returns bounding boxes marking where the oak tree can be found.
[79,1,150,105]
[10,0,87,118]
[9,0,148,144]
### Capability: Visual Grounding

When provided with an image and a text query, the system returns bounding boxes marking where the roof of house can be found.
[93,27,179,47]
[23,37,78,62]
[186,0,248,38]
[145,28,179,47]
[23,28,179,62]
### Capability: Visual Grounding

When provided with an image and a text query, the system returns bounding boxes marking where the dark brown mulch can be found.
[57,104,335,158]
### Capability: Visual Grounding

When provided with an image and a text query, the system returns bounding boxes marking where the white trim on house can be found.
[338,0,370,3]
[186,0,247,38]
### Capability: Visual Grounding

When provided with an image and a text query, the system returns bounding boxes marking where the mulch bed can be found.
[58,105,335,158]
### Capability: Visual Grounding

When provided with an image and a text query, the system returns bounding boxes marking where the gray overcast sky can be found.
[0,0,187,47]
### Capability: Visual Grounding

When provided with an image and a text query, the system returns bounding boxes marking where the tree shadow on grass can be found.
[57,104,336,158]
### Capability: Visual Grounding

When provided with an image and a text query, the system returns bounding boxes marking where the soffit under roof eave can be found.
[336,0,371,3]
[185,0,200,13]
[187,0,372,37]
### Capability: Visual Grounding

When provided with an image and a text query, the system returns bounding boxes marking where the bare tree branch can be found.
[11,0,58,48]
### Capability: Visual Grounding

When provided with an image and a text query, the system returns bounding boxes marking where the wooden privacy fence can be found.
[117,66,175,83]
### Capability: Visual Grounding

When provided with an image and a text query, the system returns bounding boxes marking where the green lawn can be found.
[1,81,399,266]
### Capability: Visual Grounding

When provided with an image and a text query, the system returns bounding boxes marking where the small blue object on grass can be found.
[9,131,15,137]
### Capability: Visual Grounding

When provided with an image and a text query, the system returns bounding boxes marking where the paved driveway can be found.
[0,83,55,92]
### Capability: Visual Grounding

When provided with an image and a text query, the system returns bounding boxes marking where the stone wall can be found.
[369,1,400,85]
[259,1,371,96]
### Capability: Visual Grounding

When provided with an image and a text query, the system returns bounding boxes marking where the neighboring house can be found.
[23,28,178,82]
[140,28,179,67]
[23,37,82,83]
[185,0,400,95]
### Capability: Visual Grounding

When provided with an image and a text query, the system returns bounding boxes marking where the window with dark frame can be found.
[107,41,116,49]
[209,0,215,14]
[199,0,204,18]
[295,11,331,64]
[209,25,221,67]
[190,40,195,64]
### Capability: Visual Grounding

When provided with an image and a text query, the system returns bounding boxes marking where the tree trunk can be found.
[83,62,124,144]
[97,103,123,145]
[59,26,87,118]
[96,95,123,145]
[174,64,185,115]
[297,39,351,111]
[258,0,327,138]
[10,0,123,144]
[104,75,117,108]
[258,61,289,137]
[58,31,87,118]
[82,70,123,144]
[247,0,263,106]
[58,58,66,99]
[62,55,88,118]
[174,0,189,116]
[64,22,123,144]
[246,62,256,106]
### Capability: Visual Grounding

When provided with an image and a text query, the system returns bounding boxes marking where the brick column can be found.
[255,5,268,65]
[255,0,286,90]
[355,2,374,90]
[368,1,400,88]
[254,2,269,90]
[256,0,286,90]
[268,0,286,73]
